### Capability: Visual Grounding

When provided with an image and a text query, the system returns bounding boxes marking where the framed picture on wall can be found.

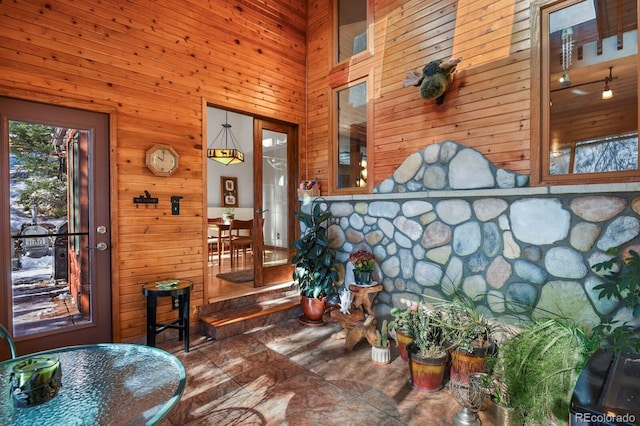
[221,176,238,207]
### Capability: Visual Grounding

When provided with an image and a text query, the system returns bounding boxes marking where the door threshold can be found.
[207,281,295,304]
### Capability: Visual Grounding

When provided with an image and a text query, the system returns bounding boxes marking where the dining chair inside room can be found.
[229,219,254,267]
[207,217,223,261]
[0,323,16,360]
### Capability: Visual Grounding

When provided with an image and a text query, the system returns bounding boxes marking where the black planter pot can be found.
[354,270,371,286]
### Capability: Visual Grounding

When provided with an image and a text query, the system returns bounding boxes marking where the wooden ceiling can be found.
[548,0,638,150]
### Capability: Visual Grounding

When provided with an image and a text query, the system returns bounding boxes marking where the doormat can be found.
[216,270,254,283]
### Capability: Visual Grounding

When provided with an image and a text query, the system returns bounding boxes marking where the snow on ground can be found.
[12,255,54,284]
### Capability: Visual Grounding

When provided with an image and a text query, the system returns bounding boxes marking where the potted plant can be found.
[389,304,418,362]
[290,198,339,326]
[348,249,375,285]
[406,306,449,391]
[432,296,495,376]
[371,319,391,364]
[469,369,522,425]
[493,319,593,424]
[222,207,235,224]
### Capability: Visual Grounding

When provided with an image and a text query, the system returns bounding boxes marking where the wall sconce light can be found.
[602,66,616,100]
[207,112,245,165]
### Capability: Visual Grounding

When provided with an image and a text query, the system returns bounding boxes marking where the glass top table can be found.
[0,343,186,426]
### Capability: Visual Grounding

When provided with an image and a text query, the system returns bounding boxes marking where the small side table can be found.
[324,283,383,350]
[142,280,193,353]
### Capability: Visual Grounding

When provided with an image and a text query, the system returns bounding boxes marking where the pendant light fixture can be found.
[559,27,573,87]
[207,112,245,165]
[602,66,615,100]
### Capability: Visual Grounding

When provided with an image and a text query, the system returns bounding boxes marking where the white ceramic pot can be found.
[371,345,391,364]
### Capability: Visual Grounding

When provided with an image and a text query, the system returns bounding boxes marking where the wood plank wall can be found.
[0,0,307,341]
[305,0,534,190]
[1,0,544,341]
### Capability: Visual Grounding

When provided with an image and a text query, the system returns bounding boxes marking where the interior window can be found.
[532,0,638,184]
[336,0,368,64]
[333,79,369,190]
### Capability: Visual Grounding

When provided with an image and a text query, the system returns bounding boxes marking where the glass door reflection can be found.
[255,120,295,287]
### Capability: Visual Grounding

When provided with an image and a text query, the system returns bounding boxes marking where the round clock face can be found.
[146,145,178,176]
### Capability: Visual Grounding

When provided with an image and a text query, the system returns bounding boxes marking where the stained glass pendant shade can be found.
[207,112,245,165]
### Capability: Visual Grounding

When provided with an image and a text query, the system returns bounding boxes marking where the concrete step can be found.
[199,290,302,340]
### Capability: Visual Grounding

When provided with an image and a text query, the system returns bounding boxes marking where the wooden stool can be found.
[142,280,193,353]
[324,283,383,349]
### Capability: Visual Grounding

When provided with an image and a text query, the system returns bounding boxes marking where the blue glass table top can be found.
[0,343,186,425]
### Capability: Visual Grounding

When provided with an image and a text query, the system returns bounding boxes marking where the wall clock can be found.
[145,144,179,176]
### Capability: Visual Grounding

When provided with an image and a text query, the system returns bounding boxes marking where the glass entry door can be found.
[1,97,111,356]
[253,119,296,287]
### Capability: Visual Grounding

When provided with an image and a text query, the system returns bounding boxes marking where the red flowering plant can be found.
[348,249,375,272]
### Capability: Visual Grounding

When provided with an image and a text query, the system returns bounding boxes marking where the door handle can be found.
[256,209,269,214]
[87,242,108,251]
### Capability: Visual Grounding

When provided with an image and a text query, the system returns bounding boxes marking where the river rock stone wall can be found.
[310,141,640,331]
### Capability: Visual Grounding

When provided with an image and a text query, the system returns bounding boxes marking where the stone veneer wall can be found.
[308,141,640,331]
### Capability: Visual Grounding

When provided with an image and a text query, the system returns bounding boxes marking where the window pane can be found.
[574,134,638,173]
[547,0,638,176]
[336,81,367,189]
[550,134,640,175]
[9,121,93,337]
[338,0,367,63]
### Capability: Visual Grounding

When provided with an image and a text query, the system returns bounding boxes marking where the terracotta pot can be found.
[407,344,449,392]
[395,328,413,362]
[450,341,495,376]
[300,295,326,322]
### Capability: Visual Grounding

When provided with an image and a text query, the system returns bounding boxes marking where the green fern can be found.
[496,319,592,424]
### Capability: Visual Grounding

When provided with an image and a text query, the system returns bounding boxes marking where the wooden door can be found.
[253,119,297,287]
[0,97,111,358]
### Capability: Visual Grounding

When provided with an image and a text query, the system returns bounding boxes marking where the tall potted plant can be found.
[492,319,593,424]
[389,304,418,362]
[431,296,495,376]
[406,306,449,391]
[291,198,339,326]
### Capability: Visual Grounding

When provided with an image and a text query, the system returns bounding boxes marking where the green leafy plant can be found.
[389,304,419,332]
[592,247,640,317]
[406,306,446,357]
[469,371,512,408]
[290,198,339,299]
[591,318,640,354]
[375,319,389,348]
[591,247,640,354]
[429,296,492,353]
[494,319,593,424]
